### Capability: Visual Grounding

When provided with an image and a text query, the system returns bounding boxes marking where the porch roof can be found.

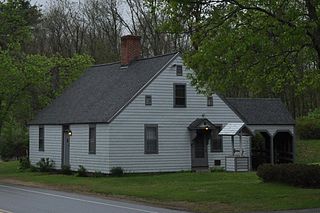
[188,118,216,130]
[219,123,253,136]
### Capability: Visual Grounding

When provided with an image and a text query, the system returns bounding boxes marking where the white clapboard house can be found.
[29,35,295,173]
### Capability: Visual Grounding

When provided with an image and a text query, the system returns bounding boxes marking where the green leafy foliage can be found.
[0,121,28,161]
[61,165,72,175]
[257,164,320,188]
[110,167,124,177]
[0,0,41,50]
[164,1,320,116]
[0,0,93,161]
[77,165,88,177]
[297,108,320,139]
[36,158,55,172]
[93,170,104,178]
[0,52,92,160]
[18,157,30,170]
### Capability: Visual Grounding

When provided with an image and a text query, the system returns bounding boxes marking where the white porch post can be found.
[231,135,235,155]
[270,135,274,165]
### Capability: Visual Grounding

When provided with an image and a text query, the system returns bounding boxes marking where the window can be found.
[176,65,183,76]
[145,95,152,106]
[207,96,213,106]
[214,160,221,166]
[174,84,186,107]
[211,125,223,152]
[89,125,96,154]
[144,124,158,154]
[39,126,44,151]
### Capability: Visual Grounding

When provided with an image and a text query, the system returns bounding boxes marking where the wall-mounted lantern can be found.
[65,129,72,136]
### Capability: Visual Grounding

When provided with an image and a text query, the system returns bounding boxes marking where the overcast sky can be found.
[30,0,48,7]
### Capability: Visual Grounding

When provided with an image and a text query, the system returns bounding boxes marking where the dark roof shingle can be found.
[224,98,295,125]
[30,53,178,125]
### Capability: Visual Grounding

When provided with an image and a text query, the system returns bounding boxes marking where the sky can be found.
[30,0,49,7]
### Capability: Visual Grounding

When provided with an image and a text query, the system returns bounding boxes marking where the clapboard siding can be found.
[29,125,62,169]
[69,124,109,173]
[109,56,247,172]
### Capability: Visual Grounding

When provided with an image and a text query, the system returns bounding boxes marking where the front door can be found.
[191,130,209,168]
[62,126,70,166]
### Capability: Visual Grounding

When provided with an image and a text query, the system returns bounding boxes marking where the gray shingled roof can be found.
[30,53,178,125]
[224,98,295,125]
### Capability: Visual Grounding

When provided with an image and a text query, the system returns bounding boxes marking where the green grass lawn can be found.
[1,161,320,213]
[296,139,320,164]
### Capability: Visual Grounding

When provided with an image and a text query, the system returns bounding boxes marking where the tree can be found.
[164,0,320,117]
[0,0,93,159]
[0,0,41,50]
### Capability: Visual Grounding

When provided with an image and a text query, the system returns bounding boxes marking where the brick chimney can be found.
[120,35,141,66]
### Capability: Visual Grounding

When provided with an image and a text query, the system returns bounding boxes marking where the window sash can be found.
[211,126,223,152]
[145,95,152,106]
[89,126,96,154]
[39,127,44,151]
[145,125,158,154]
[176,65,183,76]
[174,84,186,107]
[207,96,213,106]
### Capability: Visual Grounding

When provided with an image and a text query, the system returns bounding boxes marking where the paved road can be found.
[0,184,186,213]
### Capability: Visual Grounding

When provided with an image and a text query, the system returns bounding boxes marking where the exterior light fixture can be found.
[65,129,72,136]
[205,127,209,131]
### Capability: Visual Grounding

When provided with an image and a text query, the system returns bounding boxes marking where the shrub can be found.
[110,167,124,177]
[210,167,224,172]
[30,165,39,172]
[61,165,72,175]
[296,118,320,139]
[36,158,55,172]
[93,170,104,177]
[257,164,320,188]
[18,157,30,170]
[77,165,87,177]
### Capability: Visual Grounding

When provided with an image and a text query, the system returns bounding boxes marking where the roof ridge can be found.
[90,52,179,68]
[91,61,120,68]
[135,52,179,62]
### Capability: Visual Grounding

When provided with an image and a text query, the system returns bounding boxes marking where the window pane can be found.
[176,65,183,76]
[89,126,96,154]
[39,127,44,151]
[174,85,186,107]
[145,125,158,154]
[211,126,223,152]
[175,98,185,106]
[146,127,156,140]
[207,96,213,106]
[145,95,152,106]
[175,85,185,97]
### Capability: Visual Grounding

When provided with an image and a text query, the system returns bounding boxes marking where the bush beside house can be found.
[257,164,320,188]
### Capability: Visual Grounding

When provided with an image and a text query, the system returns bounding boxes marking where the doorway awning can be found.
[188,118,216,130]
[218,122,253,136]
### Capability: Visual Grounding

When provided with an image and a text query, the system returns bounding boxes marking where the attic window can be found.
[145,95,152,106]
[207,96,213,106]
[176,65,183,76]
